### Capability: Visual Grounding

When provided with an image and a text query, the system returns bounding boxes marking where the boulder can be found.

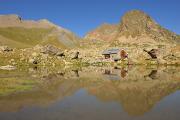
[56,51,65,57]
[143,49,158,59]
[40,45,64,56]
[32,52,39,57]
[0,65,16,70]
[0,46,13,52]
[71,51,79,59]
[29,58,38,64]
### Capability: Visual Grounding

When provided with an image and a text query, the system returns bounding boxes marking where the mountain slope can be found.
[85,23,119,41]
[85,10,180,46]
[0,14,80,49]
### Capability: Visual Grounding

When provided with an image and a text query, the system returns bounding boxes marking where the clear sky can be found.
[0,0,179,37]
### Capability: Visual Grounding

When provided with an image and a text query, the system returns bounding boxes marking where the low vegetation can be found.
[0,27,52,48]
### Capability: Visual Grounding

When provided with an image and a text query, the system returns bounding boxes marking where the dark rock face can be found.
[143,49,158,59]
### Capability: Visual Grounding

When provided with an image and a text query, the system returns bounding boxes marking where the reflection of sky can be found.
[0,89,180,120]
[103,74,121,81]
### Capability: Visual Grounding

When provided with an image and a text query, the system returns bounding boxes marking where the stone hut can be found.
[102,48,128,61]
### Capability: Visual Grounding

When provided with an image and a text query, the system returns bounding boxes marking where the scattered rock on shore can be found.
[0,65,16,70]
[40,44,64,56]
[0,46,13,52]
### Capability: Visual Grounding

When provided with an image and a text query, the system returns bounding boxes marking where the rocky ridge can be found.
[85,10,180,45]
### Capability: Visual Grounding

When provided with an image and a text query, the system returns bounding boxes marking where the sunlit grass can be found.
[0,27,52,48]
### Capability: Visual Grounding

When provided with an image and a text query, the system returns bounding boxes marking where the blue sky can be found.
[0,0,179,37]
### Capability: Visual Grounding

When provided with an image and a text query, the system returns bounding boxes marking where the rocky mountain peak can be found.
[121,10,153,24]
[119,10,156,33]
[85,10,180,45]
[85,23,119,41]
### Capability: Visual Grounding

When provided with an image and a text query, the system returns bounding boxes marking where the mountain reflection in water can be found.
[0,66,180,120]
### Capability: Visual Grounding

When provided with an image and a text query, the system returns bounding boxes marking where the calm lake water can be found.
[0,65,180,120]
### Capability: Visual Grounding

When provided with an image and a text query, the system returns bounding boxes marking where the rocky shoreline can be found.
[0,44,179,70]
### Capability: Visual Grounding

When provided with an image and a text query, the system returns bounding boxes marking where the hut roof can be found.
[102,48,120,55]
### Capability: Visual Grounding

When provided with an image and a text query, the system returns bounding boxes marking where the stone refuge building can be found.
[102,48,128,61]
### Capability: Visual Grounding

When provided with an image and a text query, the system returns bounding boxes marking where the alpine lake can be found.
[0,65,180,120]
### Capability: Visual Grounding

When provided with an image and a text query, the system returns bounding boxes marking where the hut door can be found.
[105,54,110,59]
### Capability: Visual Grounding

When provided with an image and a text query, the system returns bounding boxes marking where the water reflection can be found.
[0,66,180,120]
[145,70,158,80]
[72,69,79,77]
[103,67,129,80]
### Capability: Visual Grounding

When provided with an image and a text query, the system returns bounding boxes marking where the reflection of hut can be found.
[121,68,128,78]
[103,69,121,80]
[103,68,128,80]
[102,48,128,61]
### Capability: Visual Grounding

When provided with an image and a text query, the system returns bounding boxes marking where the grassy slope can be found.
[0,35,31,48]
[0,27,80,49]
[0,27,53,48]
[41,35,67,49]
